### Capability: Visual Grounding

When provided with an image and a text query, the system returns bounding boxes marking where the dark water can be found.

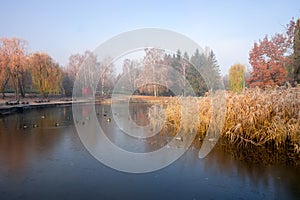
[0,104,299,200]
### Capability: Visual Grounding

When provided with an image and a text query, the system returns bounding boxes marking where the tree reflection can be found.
[0,107,74,174]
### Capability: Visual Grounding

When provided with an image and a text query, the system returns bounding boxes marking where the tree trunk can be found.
[153,84,158,97]
[18,77,25,98]
[13,75,19,100]
[295,66,300,84]
[101,76,105,96]
[1,78,9,99]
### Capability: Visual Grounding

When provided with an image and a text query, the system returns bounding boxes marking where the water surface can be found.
[0,105,299,200]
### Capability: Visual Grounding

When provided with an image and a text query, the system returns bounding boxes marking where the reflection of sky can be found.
[0,108,73,173]
[0,105,299,199]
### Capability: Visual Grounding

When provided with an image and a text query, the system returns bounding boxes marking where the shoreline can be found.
[0,95,171,116]
[0,99,100,116]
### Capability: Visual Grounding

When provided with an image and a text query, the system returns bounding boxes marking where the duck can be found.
[32,124,38,128]
[23,124,28,129]
[55,122,60,127]
[41,115,45,119]
[106,118,111,122]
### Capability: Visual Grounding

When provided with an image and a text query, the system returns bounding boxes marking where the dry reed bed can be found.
[149,84,300,156]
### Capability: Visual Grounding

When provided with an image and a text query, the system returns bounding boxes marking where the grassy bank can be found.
[148,84,300,164]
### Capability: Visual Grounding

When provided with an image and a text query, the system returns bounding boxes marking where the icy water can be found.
[0,104,299,200]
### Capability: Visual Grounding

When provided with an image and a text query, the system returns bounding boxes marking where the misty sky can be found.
[1,0,299,74]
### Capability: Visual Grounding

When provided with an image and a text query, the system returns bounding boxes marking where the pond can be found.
[0,104,299,200]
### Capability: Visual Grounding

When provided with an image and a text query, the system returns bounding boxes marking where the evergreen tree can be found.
[188,49,209,96]
[204,50,223,90]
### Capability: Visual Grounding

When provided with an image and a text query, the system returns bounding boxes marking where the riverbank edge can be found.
[0,100,100,116]
[0,95,172,116]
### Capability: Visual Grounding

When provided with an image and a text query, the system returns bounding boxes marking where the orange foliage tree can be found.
[247,20,295,88]
[247,35,290,88]
[0,41,11,98]
[0,38,27,99]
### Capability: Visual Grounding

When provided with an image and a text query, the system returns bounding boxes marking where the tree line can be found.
[0,39,222,99]
[1,17,299,99]
[0,38,62,99]
[118,48,222,97]
[0,39,116,100]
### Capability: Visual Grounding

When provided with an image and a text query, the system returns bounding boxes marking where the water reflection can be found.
[0,104,299,199]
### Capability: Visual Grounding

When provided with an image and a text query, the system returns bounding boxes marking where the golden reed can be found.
[148,84,300,163]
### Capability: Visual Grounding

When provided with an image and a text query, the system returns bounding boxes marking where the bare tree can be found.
[138,48,166,96]
[99,57,114,96]
[66,53,85,79]
[122,58,139,93]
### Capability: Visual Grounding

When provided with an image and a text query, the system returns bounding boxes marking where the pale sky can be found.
[1,0,299,74]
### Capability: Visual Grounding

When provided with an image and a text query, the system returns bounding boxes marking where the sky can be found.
[1,0,299,75]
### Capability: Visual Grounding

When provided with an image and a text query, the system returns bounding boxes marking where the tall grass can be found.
[148,84,300,160]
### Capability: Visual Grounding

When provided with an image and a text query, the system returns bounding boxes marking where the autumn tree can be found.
[0,62,10,98]
[28,52,62,98]
[247,20,295,88]
[229,64,245,93]
[0,40,11,98]
[247,35,289,88]
[19,60,32,97]
[0,38,27,99]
